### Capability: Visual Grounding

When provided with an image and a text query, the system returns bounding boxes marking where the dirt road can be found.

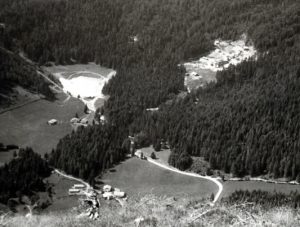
[144,156,223,204]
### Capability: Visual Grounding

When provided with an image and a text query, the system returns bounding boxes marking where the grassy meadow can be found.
[0,92,84,165]
[100,157,217,200]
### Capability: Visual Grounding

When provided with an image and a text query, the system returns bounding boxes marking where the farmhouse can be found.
[68,188,80,195]
[47,119,58,125]
[74,184,85,189]
[189,71,199,77]
[103,192,114,200]
[113,191,125,198]
[103,185,112,192]
[70,117,79,124]
[80,118,89,124]
[146,107,159,112]
[102,185,126,199]
[100,115,106,124]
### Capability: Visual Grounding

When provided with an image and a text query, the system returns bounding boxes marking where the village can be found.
[61,138,148,221]
[183,35,257,91]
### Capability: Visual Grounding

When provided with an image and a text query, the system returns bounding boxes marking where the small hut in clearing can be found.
[47,119,58,125]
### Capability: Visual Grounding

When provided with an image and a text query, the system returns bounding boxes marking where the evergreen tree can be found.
[150,152,156,159]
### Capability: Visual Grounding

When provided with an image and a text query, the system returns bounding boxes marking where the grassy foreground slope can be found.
[2,195,300,227]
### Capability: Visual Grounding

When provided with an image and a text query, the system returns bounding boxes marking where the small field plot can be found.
[0,92,84,165]
[221,181,300,199]
[100,157,217,200]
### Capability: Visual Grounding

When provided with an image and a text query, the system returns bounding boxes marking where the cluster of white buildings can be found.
[70,117,89,126]
[184,37,257,74]
[102,185,126,200]
[68,184,86,195]
[68,183,126,200]
[183,35,257,92]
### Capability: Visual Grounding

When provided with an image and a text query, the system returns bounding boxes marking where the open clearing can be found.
[0,92,84,165]
[100,157,217,200]
[139,147,222,203]
[44,63,115,111]
[184,34,257,91]
[140,147,299,199]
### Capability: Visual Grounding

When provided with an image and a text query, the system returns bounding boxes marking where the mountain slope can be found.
[0,47,55,108]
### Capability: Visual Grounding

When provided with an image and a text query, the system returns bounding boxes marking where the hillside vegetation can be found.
[1,194,300,227]
[1,0,300,180]
[0,148,51,205]
[49,124,127,183]
[0,49,55,107]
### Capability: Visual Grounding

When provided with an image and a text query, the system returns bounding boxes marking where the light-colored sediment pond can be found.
[45,63,115,111]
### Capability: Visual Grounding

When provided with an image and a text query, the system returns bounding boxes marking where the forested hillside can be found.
[135,3,300,178]
[0,148,51,204]
[2,0,299,180]
[0,49,55,106]
[153,57,300,178]
[49,124,127,183]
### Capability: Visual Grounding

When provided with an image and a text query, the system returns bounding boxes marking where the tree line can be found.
[223,190,300,209]
[49,124,128,184]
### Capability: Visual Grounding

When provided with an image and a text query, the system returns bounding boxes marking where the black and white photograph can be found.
[0,0,300,226]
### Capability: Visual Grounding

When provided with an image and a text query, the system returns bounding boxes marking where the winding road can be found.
[55,156,223,204]
[145,157,223,204]
[54,148,223,204]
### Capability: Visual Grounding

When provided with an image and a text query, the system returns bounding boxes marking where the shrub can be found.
[150,152,156,159]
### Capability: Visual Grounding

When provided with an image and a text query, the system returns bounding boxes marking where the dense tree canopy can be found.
[0,48,55,106]
[49,125,127,181]
[0,148,51,204]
